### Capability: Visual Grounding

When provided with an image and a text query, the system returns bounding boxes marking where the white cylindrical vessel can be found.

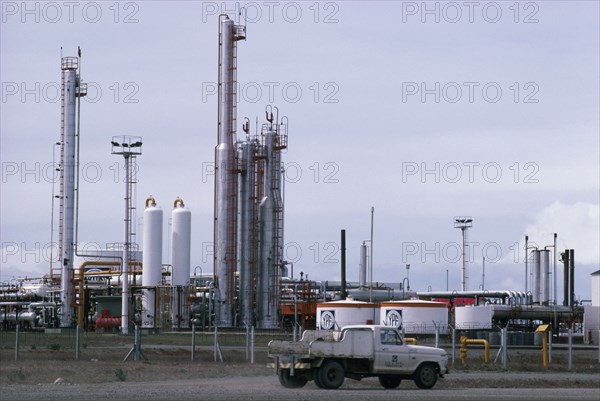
[317,300,379,330]
[380,300,448,334]
[359,243,367,288]
[540,249,550,305]
[142,197,163,328]
[171,198,191,329]
[532,250,541,304]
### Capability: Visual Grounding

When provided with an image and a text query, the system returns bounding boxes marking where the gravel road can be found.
[2,372,598,401]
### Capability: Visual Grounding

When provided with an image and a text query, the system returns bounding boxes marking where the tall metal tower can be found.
[111,136,142,335]
[454,217,473,292]
[214,15,246,327]
[56,52,86,328]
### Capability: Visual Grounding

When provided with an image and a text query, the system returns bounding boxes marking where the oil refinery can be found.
[1,11,599,352]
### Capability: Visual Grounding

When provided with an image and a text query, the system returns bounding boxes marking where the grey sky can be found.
[1,1,599,301]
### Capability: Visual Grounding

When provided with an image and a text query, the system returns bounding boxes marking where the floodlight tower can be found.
[454,217,473,291]
[111,135,142,335]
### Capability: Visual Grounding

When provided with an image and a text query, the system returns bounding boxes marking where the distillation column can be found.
[58,57,78,328]
[257,121,287,329]
[214,16,245,327]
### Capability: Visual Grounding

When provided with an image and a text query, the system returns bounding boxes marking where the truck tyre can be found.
[317,360,345,389]
[379,375,402,389]
[414,363,437,389]
[278,369,308,388]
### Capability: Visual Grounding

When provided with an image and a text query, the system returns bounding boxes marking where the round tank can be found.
[20,284,50,298]
[142,198,163,328]
[380,300,448,334]
[171,198,191,286]
[317,300,379,330]
[143,201,163,286]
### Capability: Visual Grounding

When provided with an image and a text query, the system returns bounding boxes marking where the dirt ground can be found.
[1,346,599,387]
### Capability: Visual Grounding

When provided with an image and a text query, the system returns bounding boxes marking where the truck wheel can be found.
[317,360,345,389]
[379,375,402,389]
[278,369,308,388]
[414,363,437,389]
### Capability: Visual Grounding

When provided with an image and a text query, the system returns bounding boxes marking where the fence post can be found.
[434,322,439,348]
[213,326,217,362]
[451,326,455,367]
[75,325,81,361]
[568,328,573,370]
[191,323,196,361]
[250,326,255,364]
[548,329,552,364]
[15,325,20,361]
[502,327,507,369]
[245,325,250,362]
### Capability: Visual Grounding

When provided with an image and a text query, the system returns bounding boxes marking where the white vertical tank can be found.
[171,198,191,329]
[142,196,163,328]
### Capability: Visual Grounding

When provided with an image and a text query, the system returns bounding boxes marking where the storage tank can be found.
[380,300,448,334]
[317,300,379,330]
[171,198,191,329]
[539,249,551,305]
[142,196,163,328]
[454,305,493,330]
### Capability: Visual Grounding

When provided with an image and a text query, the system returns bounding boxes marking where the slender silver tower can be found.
[237,124,258,326]
[257,111,287,329]
[214,15,245,327]
[58,55,84,328]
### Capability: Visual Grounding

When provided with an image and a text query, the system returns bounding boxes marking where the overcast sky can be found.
[1,1,599,301]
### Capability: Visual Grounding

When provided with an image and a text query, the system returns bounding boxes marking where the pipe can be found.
[562,250,569,306]
[569,249,575,307]
[340,229,347,300]
[525,235,528,293]
[460,336,489,365]
[146,195,156,208]
[76,260,142,328]
[173,197,184,208]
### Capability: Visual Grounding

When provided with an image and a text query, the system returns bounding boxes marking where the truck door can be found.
[373,328,412,374]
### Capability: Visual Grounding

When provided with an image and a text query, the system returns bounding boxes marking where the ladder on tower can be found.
[51,72,67,284]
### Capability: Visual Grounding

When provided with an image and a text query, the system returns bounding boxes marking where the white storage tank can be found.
[455,305,493,330]
[380,300,448,334]
[142,196,163,328]
[171,198,191,329]
[171,198,191,286]
[317,300,379,330]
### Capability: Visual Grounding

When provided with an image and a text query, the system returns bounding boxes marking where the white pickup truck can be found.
[268,325,448,390]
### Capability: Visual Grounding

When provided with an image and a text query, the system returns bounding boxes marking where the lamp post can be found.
[454,217,473,292]
[112,135,142,335]
[405,264,410,291]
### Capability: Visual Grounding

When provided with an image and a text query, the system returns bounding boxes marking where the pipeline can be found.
[76,260,142,328]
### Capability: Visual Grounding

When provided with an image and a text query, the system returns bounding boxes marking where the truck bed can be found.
[268,328,374,359]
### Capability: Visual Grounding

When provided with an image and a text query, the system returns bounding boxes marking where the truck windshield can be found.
[380,329,402,345]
